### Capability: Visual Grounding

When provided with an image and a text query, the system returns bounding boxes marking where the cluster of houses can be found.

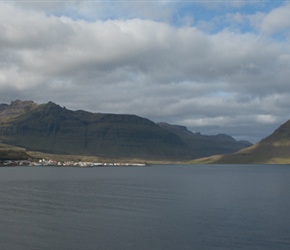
[0,159,147,167]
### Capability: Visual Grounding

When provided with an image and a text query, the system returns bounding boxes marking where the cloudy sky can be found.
[1,0,290,143]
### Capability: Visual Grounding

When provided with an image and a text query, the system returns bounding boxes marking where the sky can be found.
[1,0,290,143]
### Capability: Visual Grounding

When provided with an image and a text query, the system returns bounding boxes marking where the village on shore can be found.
[0,159,148,167]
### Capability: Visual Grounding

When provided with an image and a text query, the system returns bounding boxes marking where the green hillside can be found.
[0,143,31,160]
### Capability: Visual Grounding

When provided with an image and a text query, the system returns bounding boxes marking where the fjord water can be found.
[0,165,290,250]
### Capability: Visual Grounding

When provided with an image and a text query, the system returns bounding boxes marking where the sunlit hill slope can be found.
[190,119,290,164]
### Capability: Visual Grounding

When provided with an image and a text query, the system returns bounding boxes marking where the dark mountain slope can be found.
[158,122,252,158]
[0,101,192,160]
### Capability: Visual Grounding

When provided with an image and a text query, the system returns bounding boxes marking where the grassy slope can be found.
[188,119,290,164]
[188,140,290,164]
[4,138,290,164]
[0,143,31,160]
[27,150,177,164]
[0,141,177,164]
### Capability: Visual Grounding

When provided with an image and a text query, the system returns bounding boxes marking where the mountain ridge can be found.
[0,100,192,160]
[0,100,252,161]
[158,122,252,158]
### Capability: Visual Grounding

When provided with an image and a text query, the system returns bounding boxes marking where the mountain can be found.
[0,100,192,160]
[158,122,252,158]
[0,100,38,120]
[190,119,290,164]
[0,100,252,161]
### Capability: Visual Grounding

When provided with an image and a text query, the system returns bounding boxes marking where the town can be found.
[0,159,148,167]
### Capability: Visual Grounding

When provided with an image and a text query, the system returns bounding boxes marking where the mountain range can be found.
[0,100,251,161]
[190,119,290,164]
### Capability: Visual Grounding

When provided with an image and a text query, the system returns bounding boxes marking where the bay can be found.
[0,164,290,250]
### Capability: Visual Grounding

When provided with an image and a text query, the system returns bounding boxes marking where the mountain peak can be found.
[44,101,62,109]
[261,119,290,143]
[0,100,38,120]
[10,99,35,107]
[157,122,193,135]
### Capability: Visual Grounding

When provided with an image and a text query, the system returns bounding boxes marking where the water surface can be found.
[0,164,290,250]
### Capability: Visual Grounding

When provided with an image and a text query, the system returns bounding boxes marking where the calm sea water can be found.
[0,164,290,250]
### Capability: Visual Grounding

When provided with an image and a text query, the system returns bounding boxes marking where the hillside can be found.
[0,100,252,161]
[158,122,252,158]
[0,100,192,160]
[0,143,31,160]
[190,119,290,164]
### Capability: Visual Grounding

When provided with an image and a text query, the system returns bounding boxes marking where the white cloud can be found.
[251,3,290,35]
[1,3,290,143]
[256,114,277,124]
